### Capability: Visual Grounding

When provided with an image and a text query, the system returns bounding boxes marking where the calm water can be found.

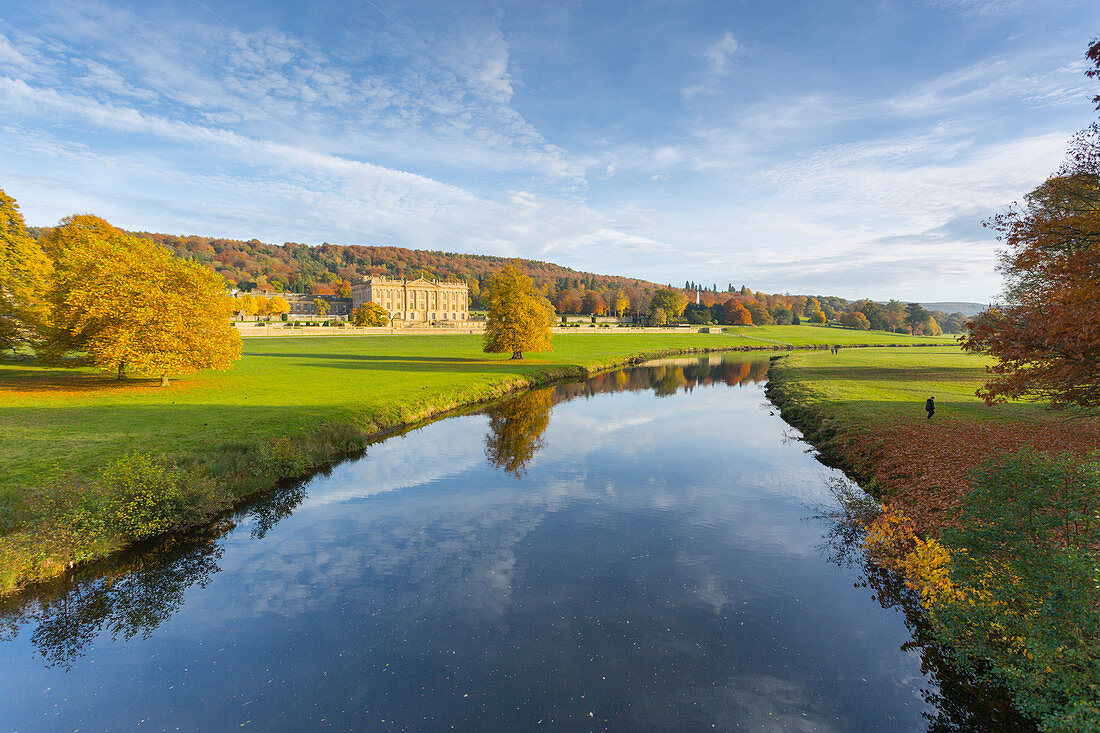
[0,356,1025,731]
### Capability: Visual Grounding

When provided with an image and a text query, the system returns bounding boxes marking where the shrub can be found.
[253,437,311,478]
[932,449,1100,729]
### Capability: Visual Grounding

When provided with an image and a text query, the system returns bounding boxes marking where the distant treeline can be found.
[25,228,969,332]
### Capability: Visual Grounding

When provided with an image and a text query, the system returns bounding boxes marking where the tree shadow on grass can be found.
[792,365,986,383]
[0,368,157,395]
[246,353,494,364]
[248,352,558,374]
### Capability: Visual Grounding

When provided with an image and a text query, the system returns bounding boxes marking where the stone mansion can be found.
[351,277,470,323]
[243,276,470,324]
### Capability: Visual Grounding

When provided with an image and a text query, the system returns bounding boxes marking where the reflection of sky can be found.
[0,362,939,730]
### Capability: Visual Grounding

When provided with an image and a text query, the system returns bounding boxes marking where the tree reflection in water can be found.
[484,389,554,478]
[482,356,771,477]
[1,357,771,670]
[0,480,310,670]
[812,484,1037,732]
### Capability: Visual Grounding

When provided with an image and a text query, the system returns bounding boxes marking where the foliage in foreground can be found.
[863,449,1100,731]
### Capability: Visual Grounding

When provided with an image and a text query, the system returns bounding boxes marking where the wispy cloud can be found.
[704,31,739,76]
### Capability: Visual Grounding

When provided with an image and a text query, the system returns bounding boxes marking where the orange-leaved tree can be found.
[43,215,241,386]
[483,265,554,360]
[0,187,51,352]
[961,41,1100,407]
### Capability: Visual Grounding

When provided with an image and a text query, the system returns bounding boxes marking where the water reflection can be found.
[812,482,1034,732]
[0,520,230,670]
[484,390,553,477]
[0,355,1026,730]
[482,356,769,478]
[0,479,311,670]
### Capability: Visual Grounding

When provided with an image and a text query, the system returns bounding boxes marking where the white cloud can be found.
[704,31,739,76]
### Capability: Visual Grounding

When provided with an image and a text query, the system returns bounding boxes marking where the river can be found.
[0,355,1026,731]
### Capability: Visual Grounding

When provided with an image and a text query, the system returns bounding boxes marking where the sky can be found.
[1,0,1098,301]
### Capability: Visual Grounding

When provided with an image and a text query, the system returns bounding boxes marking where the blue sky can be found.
[1,0,1097,301]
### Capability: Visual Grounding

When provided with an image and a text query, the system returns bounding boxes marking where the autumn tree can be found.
[267,295,290,316]
[838,311,871,330]
[962,132,1100,405]
[650,288,687,319]
[721,298,753,326]
[351,302,389,326]
[483,265,554,360]
[236,293,258,317]
[582,290,607,315]
[313,298,329,317]
[613,293,629,318]
[745,301,773,325]
[0,188,51,351]
[43,215,241,386]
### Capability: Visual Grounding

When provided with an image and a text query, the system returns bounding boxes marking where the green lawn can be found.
[2,327,943,506]
[770,344,1055,425]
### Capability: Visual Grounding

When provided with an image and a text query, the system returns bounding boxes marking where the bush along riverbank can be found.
[766,349,1100,731]
[3,334,895,596]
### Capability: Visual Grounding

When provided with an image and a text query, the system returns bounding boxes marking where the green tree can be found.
[0,188,51,351]
[650,288,687,319]
[904,302,930,334]
[313,298,329,317]
[483,265,554,360]
[883,300,907,332]
[745,301,773,325]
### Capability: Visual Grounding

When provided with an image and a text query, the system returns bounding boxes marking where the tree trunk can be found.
[511,351,523,360]
[160,373,169,387]
[117,362,125,380]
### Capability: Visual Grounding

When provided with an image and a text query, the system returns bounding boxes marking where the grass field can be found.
[768,345,1100,528]
[1,326,947,503]
[0,326,950,590]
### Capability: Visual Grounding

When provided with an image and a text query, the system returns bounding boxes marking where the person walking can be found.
[925,396,935,420]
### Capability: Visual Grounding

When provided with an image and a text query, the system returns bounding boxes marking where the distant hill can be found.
[920,302,987,316]
[22,226,860,318]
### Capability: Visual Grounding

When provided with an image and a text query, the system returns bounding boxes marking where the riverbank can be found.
[1,328,945,593]
[765,346,1100,728]
[765,345,1100,531]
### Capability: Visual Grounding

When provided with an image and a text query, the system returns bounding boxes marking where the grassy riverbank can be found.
[767,345,1100,527]
[766,346,1100,728]
[1,327,942,592]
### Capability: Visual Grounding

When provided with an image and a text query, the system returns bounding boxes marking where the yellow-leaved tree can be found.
[0,188,51,352]
[236,293,258,317]
[267,295,290,317]
[483,265,554,360]
[351,302,389,326]
[43,215,241,386]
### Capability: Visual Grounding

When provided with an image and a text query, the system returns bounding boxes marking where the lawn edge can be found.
[2,340,946,596]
